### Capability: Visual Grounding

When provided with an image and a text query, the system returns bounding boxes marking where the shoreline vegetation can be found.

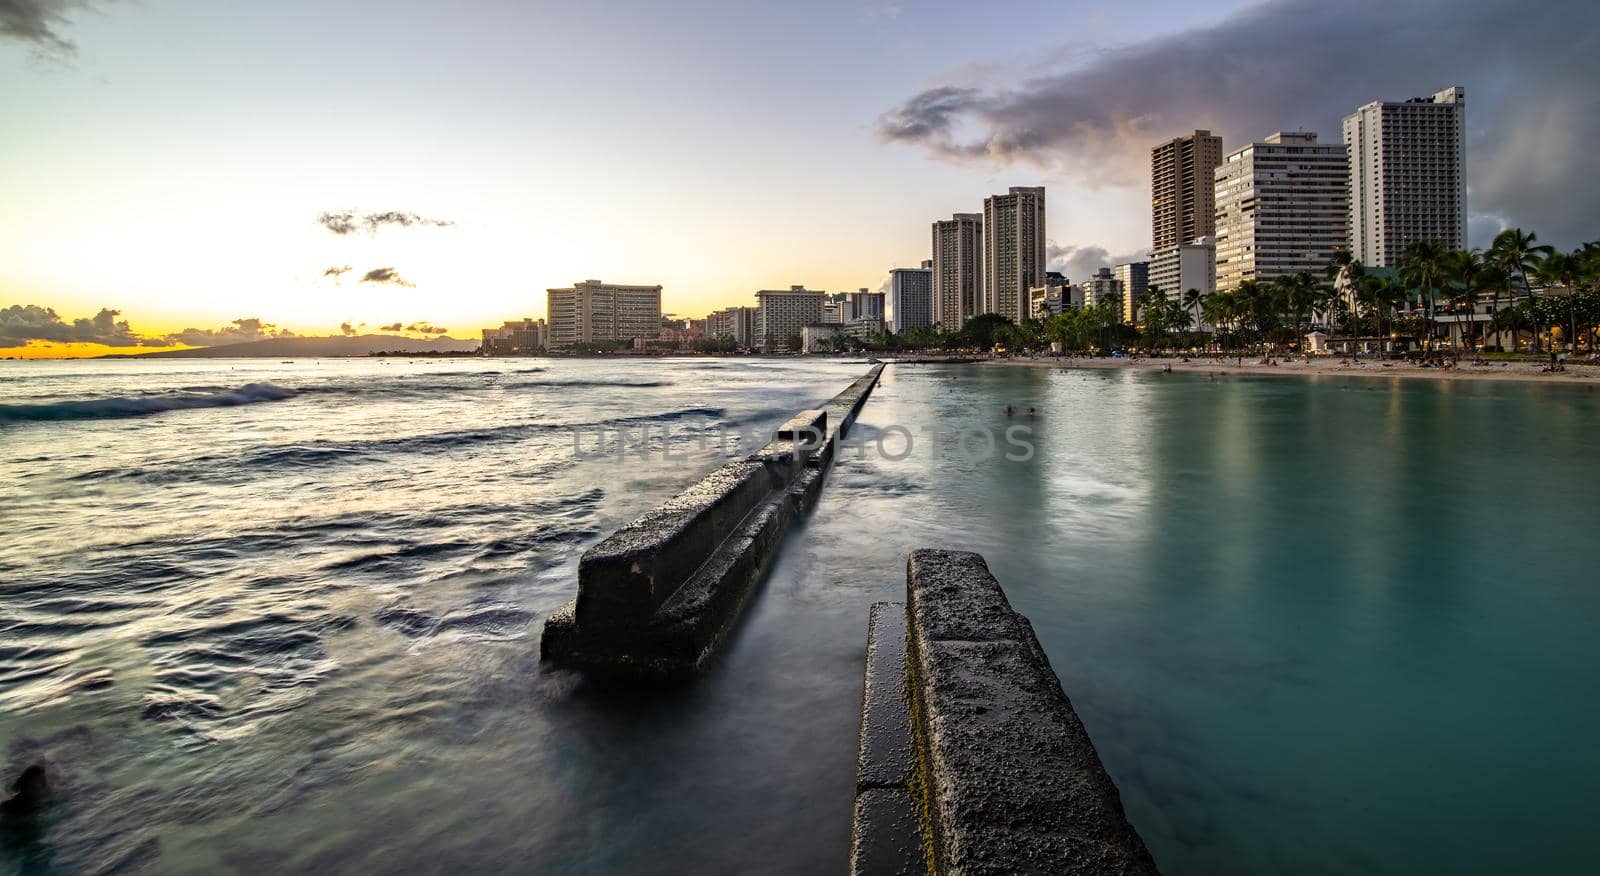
[975,353,1598,384]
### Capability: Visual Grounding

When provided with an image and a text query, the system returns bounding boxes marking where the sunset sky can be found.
[4,0,1596,356]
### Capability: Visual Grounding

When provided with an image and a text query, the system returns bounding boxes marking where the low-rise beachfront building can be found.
[800,316,886,352]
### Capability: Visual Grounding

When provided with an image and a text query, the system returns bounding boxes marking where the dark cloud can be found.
[876,0,1600,247]
[1046,243,1150,283]
[317,211,454,236]
[0,304,155,346]
[361,267,414,287]
[0,0,108,55]
[162,318,294,347]
[323,265,352,279]
[404,322,448,335]
[378,322,403,332]
[339,321,357,336]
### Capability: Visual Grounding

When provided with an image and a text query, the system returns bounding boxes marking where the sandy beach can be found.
[979,354,1599,384]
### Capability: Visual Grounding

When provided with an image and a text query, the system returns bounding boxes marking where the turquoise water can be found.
[836,363,1600,873]
[2,358,1596,873]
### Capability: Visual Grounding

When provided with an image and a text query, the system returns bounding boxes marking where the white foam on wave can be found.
[0,382,299,423]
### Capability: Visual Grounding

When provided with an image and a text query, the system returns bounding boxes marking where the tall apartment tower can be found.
[982,186,1046,323]
[1151,130,1223,251]
[931,213,983,330]
[546,279,663,348]
[1343,86,1466,267]
[1214,132,1350,292]
[888,262,934,333]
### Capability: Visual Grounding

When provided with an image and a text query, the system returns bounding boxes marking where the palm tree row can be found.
[809,229,1600,357]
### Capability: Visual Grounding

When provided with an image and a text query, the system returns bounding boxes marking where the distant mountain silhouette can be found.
[105,334,479,358]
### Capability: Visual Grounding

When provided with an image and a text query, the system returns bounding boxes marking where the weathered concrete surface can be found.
[851,602,925,876]
[851,787,926,876]
[541,365,883,676]
[856,603,916,789]
[776,408,827,444]
[905,549,1158,875]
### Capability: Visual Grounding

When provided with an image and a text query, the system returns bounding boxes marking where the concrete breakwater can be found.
[541,364,884,676]
[852,550,1158,875]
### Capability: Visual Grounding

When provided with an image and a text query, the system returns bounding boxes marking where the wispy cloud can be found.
[0,0,113,56]
[323,265,353,280]
[861,4,902,22]
[876,0,1600,245]
[404,322,448,335]
[361,267,414,287]
[317,210,454,236]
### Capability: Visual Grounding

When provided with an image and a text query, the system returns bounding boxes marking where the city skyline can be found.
[4,0,1598,357]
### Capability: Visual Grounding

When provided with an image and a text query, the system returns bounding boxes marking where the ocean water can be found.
[2,358,1597,874]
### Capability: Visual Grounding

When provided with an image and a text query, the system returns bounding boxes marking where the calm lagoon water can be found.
[2,357,1596,873]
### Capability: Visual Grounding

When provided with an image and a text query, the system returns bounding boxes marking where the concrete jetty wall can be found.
[541,364,883,676]
[851,550,1158,875]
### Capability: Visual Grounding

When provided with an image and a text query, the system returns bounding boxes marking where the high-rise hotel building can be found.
[754,285,826,351]
[888,261,933,333]
[707,305,757,349]
[982,186,1046,323]
[1151,130,1222,251]
[1214,132,1349,292]
[546,279,663,348]
[1343,86,1466,267]
[931,213,983,330]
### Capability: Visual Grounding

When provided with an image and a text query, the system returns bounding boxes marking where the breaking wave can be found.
[0,383,298,423]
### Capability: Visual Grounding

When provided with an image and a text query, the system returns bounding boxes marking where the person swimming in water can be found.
[1026,407,1036,417]
[1004,405,1014,416]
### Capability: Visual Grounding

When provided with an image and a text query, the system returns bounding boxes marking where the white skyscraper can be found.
[889,261,933,333]
[982,186,1046,323]
[1214,132,1349,292]
[1343,86,1466,267]
[1148,236,1216,325]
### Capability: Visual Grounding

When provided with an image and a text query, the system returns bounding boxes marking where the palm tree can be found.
[1489,229,1553,352]
[1355,275,1405,356]
[1441,249,1485,353]
[1400,240,1448,351]
[1275,271,1321,353]
[1536,251,1582,352]
[1202,291,1238,354]
[1181,288,1205,333]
